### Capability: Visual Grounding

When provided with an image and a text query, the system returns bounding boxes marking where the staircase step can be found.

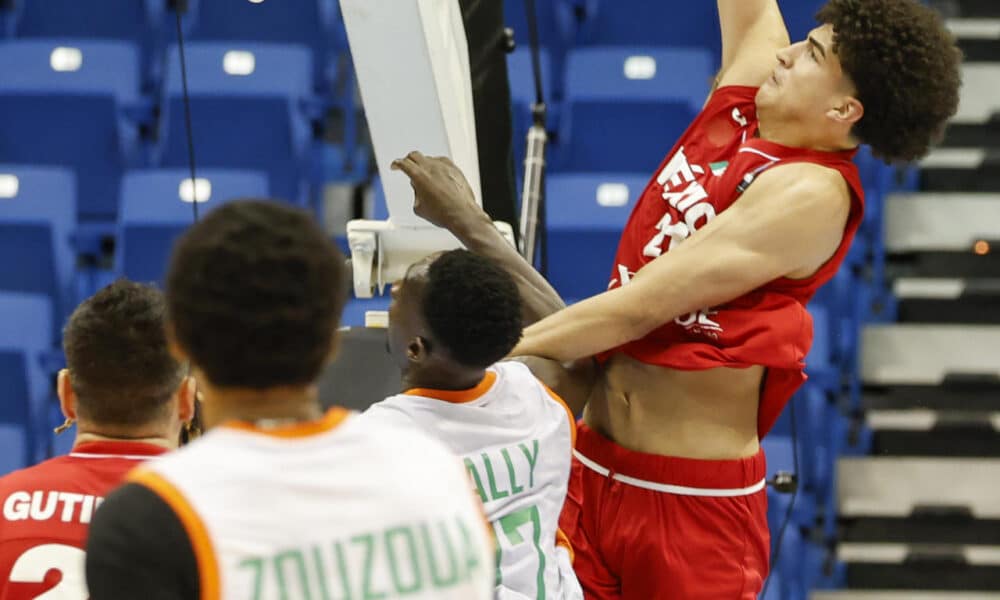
[861,325,1000,386]
[843,542,1000,591]
[886,193,1000,253]
[813,592,1000,600]
[842,515,1000,545]
[920,149,1000,191]
[867,410,1000,457]
[838,457,1000,519]
[942,63,1000,147]
[865,382,1000,412]
[949,20,1000,62]
[894,278,1000,323]
[935,0,1000,19]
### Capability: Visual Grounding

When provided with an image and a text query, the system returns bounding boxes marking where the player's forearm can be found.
[450,210,566,325]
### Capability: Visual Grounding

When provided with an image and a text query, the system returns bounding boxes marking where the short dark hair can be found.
[817,0,962,162]
[422,249,522,369]
[165,200,347,388]
[63,279,185,426]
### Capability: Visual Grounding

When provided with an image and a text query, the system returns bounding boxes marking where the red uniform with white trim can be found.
[561,85,864,599]
[0,441,166,600]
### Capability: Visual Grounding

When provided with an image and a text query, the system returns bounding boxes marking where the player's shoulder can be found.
[0,455,72,491]
[344,411,451,456]
[758,161,851,199]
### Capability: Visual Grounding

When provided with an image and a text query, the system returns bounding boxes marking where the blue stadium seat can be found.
[507,48,554,169]
[546,173,646,299]
[181,0,340,87]
[0,292,54,465]
[159,42,314,205]
[10,0,163,46]
[576,1,721,60]
[763,433,818,528]
[0,40,143,221]
[0,165,76,328]
[779,0,826,42]
[560,47,713,172]
[117,169,269,285]
[341,296,390,329]
[0,425,27,476]
[503,0,574,61]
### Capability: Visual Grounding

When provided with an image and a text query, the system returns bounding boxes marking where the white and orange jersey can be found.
[132,408,494,600]
[361,361,581,600]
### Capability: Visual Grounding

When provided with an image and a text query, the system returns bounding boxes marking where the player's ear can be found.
[407,336,430,363]
[57,369,77,421]
[829,95,863,127]
[177,376,197,423]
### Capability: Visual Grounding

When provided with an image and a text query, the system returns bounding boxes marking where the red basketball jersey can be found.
[0,441,166,600]
[601,85,864,438]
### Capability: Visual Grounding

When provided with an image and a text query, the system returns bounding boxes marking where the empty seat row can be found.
[0,39,351,222]
[1,0,346,85]
[503,0,827,68]
[0,165,272,322]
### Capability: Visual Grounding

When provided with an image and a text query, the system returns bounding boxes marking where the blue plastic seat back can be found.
[0,424,28,475]
[546,172,647,298]
[0,292,54,463]
[0,40,140,220]
[160,42,313,203]
[779,0,826,42]
[561,47,713,172]
[504,0,574,57]
[577,1,721,60]
[507,48,553,168]
[12,0,162,44]
[118,169,270,285]
[0,165,76,326]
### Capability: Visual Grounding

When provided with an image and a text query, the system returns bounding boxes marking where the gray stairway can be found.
[814,2,1000,597]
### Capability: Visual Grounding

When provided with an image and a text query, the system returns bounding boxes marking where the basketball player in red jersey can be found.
[391,1,961,597]
[0,280,194,600]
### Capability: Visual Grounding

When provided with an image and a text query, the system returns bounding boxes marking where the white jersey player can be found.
[361,249,582,600]
[84,201,495,600]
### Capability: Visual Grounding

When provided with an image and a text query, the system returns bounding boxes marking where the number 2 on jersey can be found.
[495,505,546,600]
[8,544,88,600]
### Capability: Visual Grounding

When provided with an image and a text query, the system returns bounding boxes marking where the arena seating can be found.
[180,0,342,88]
[117,168,269,284]
[545,172,646,298]
[0,292,54,467]
[559,46,713,172]
[158,42,314,205]
[0,165,77,330]
[0,39,144,221]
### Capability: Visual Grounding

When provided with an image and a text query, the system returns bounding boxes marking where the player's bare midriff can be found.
[582,353,763,461]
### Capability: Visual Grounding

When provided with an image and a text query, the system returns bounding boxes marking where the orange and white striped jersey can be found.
[361,361,582,600]
[131,408,494,600]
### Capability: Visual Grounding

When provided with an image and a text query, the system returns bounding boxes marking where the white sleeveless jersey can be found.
[361,361,581,600]
[132,408,494,600]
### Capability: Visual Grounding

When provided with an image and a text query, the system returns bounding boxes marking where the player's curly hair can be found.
[816,0,962,162]
[63,279,185,426]
[422,249,523,369]
[166,200,347,389]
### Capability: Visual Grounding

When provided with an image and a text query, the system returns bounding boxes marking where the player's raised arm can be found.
[716,0,791,89]
[511,163,851,362]
[391,152,566,325]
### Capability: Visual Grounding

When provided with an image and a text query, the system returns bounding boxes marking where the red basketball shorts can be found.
[559,424,770,599]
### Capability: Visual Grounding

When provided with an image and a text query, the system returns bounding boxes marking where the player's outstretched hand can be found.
[391,151,485,230]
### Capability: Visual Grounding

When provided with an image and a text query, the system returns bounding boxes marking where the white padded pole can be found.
[340,0,483,225]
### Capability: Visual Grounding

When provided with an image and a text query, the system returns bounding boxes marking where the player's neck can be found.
[72,428,177,450]
[757,113,856,153]
[403,367,486,394]
[202,384,324,427]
